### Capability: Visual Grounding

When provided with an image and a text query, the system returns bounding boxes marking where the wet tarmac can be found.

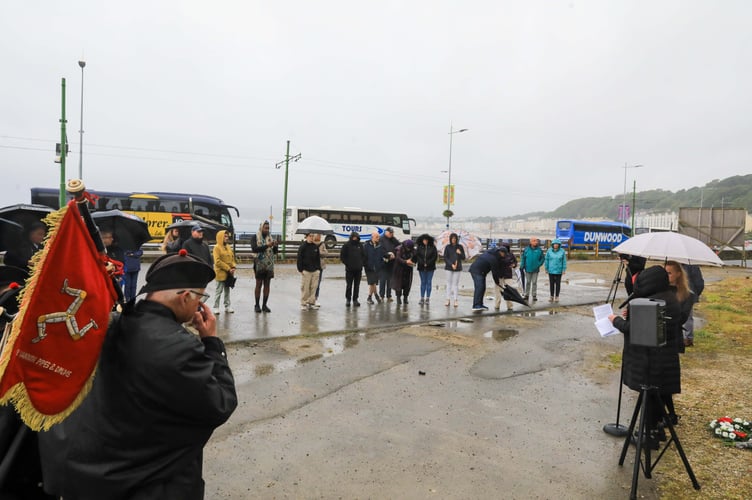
[184,261,674,499]
[135,261,617,342]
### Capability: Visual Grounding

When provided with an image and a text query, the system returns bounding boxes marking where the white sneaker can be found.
[310,303,320,309]
[301,305,309,310]
[212,308,221,314]
[225,307,235,313]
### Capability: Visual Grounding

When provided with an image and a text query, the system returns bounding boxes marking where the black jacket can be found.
[414,234,438,272]
[38,300,237,500]
[613,266,682,394]
[364,240,385,273]
[340,235,365,272]
[297,241,321,272]
[381,235,400,269]
[182,237,212,267]
[2,241,43,272]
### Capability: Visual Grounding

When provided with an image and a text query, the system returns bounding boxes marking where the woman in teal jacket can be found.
[544,239,567,302]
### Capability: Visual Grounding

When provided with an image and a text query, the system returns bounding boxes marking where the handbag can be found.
[225,273,237,289]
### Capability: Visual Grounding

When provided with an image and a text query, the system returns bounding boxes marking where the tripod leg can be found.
[607,261,624,305]
[619,390,642,465]
[655,395,701,491]
[629,389,652,500]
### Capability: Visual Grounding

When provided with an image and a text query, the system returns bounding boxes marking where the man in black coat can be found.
[379,227,400,301]
[182,225,213,267]
[38,250,237,499]
[340,231,365,307]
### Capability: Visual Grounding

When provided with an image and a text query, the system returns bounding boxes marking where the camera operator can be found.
[608,266,683,448]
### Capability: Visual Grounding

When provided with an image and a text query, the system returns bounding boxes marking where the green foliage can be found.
[544,174,752,220]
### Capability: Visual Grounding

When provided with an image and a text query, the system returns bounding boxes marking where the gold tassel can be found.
[0,204,99,431]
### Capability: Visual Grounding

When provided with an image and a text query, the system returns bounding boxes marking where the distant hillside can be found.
[540,174,752,220]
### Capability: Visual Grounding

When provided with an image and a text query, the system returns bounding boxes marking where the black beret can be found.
[138,249,215,294]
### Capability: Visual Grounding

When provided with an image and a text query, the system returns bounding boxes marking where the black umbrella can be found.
[166,219,220,241]
[0,204,53,229]
[92,210,151,250]
[0,218,24,253]
[499,284,530,307]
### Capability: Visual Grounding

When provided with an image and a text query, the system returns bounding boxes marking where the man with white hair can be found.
[39,249,237,499]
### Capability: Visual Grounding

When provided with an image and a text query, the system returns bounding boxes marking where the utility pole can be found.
[78,59,86,180]
[631,180,637,236]
[275,140,301,259]
[59,78,68,208]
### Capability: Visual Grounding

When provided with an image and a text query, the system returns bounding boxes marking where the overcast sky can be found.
[2,1,751,229]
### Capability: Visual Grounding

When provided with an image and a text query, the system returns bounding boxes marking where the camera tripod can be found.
[606,260,625,306]
[603,260,629,437]
[618,385,700,500]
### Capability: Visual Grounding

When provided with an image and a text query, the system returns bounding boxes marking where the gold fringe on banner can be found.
[0,204,100,431]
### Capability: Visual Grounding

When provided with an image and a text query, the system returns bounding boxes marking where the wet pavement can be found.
[134,261,617,342]
[180,260,672,499]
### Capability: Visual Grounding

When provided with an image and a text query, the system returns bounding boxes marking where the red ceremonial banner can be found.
[0,200,119,430]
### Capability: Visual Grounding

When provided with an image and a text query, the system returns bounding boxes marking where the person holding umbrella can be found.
[3,221,46,273]
[212,230,237,314]
[493,245,519,311]
[161,227,182,253]
[544,239,567,302]
[297,232,321,310]
[469,246,508,311]
[608,266,683,443]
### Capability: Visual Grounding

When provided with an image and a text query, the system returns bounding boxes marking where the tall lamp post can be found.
[445,125,468,229]
[621,163,643,228]
[77,59,86,180]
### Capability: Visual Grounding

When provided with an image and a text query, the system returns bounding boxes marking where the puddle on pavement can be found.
[252,333,363,379]
[569,278,608,286]
[516,310,560,318]
[483,328,519,342]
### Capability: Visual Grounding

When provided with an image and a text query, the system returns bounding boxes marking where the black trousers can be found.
[345,269,362,301]
[548,273,562,297]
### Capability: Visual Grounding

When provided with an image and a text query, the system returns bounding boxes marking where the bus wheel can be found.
[324,235,337,249]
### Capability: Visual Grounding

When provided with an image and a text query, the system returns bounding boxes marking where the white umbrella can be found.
[295,215,333,235]
[612,232,723,267]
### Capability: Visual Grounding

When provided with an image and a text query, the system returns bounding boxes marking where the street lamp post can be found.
[78,60,86,180]
[621,163,643,226]
[445,125,468,229]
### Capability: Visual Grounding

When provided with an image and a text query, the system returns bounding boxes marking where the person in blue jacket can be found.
[544,239,567,302]
[468,246,508,311]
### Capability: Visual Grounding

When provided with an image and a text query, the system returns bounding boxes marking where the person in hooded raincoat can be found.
[414,234,438,305]
[212,230,237,314]
[544,239,567,302]
[391,239,415,305]
[608,266,682,446]
[443,232,465,307]
[339,231,365,307]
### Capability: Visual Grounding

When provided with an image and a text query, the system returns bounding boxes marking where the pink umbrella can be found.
[435,229,483,259]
